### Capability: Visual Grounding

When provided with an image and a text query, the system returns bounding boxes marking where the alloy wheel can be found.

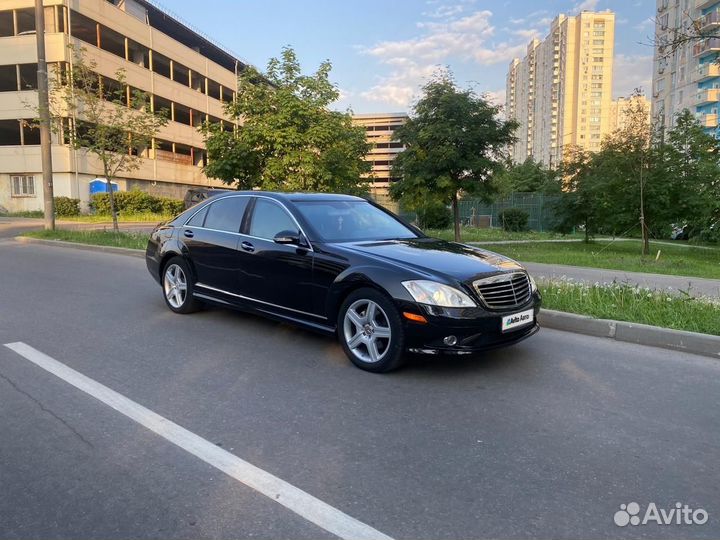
[163,263,188,309]
[343,299,392,363]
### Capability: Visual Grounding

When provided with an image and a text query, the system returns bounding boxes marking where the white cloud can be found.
[573,0,600,12]
[484,88,506,106]
[613,53,653,98]
[421,0,478,21]
[508,10,548,26]
[359,9,530,108]
[422,4,464,19]
[633,17,655,32]
[512,28,541,40]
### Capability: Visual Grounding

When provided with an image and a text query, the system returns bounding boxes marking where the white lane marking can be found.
[3,342,393,540]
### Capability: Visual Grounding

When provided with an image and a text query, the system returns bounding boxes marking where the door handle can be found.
[183,229,194,238]
[240,241,255,252]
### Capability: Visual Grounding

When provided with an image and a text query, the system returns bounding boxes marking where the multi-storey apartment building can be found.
[608,94,651,132]
[653,0,720,135]
[506,10,616,166]
[352,113,407,208]
[0,0,244,213]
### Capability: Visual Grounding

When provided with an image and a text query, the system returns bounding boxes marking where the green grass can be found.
[540,281,720,336]
[484,239,720,279]
[58,212,172,223]
[426,227,580,242]
[0,210,44,218]
[24,229,147,250]
[1,211,172,222]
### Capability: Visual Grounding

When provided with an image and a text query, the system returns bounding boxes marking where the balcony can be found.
[693,38,720,56]
[700,10,720,31]
[699,113,718,127]
[698,63,720,80]
[697,88,720,104]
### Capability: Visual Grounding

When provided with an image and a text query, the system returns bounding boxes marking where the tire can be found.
[161,256,201,314]
[337,287,405,372]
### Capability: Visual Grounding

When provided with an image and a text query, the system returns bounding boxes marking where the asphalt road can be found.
[0,240,718,539]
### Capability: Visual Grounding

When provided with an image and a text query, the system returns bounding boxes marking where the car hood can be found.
[336,237,525,281]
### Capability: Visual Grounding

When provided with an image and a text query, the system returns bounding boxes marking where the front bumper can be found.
[397,294,541,355]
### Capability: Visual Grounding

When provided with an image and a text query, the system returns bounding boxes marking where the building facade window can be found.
[11,175,36,197]
[15,8,35,34]
[0,119,21,145]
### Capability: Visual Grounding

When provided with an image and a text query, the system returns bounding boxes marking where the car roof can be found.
[213,191,366,203]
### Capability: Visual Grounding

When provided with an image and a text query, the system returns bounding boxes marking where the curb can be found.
[12,236,720,360]
[539,309,720,360]
[14,236,145,259]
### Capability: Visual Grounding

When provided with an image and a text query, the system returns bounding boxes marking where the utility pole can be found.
[639,155,649,256]
[35,0,54,230]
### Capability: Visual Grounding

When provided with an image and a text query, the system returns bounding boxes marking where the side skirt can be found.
[192,291,336,336]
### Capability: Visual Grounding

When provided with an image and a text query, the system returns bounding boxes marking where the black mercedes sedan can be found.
[146,191,541,372]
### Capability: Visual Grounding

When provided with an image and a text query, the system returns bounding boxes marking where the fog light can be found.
[443,335,458,346]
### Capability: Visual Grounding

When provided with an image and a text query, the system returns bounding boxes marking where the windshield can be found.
[294,200,420,242]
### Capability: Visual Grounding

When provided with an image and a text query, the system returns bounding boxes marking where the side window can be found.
[203,197,248,233]
[186,205,208,227]
[249,199,298,240]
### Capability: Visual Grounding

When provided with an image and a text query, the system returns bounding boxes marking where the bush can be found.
[415,202,452,229]
[498,208,529,232]
[90,190,183,216]
[54,196,81,217]
[159,198,184,216]
[694,225,720,244]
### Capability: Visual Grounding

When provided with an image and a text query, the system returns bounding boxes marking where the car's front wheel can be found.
[162,257,201,314]
[338,288,405,372]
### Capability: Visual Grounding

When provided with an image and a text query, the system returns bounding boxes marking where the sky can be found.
[162,0,655,113]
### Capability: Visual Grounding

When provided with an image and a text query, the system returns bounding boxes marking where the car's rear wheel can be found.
[162,257,201,314]
[338,288,405,372]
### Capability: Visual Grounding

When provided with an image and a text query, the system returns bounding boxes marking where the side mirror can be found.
[273,230,302,245]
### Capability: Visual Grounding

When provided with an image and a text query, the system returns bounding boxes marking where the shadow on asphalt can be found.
[189,302,531,378]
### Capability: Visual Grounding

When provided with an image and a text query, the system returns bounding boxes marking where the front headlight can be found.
[529,274,537,293]
[402,280,477,307]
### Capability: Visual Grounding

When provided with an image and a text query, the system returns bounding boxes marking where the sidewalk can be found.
[524,261,720,298]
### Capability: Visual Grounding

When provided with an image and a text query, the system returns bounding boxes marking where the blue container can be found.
[89,179,119,194]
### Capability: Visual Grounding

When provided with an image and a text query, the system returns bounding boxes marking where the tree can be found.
[555,145,605,243]
[662,109,720,236]
[389,72,517,241]
[592,90,658,254]
[47,46,167,231]
[203,47,370,194]
[494,157,561,196]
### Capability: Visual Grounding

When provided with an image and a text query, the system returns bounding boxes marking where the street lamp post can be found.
[35,0,54,230]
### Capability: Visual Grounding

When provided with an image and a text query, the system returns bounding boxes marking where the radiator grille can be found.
[473,272,531,310]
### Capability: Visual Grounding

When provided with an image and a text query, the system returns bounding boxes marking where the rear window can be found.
[203,197,249,233]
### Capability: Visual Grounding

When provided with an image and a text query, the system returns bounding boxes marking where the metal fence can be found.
[458,192,561,232]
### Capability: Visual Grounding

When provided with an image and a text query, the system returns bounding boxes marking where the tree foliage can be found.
[494,157,561,196]
[554,98,720,246]
[661,109,720,237]
[389,72,517,241]
[203,47,370,194]
[48,46,168,231]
